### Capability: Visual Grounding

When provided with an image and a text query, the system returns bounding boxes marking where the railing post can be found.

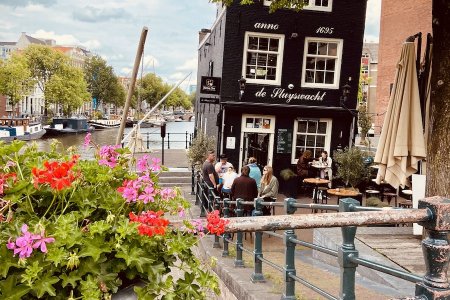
[199,181,207,218]
[185,131,188,149]
[213,196,221,248]
[207,186,214,212]
[234,198,245,268]
[146,132,150,148]
[195,171,201,205]
[281,197,297,299]
[338,198,360,300]
[251,198,265,282]
[167,133,170,149]
[191,165,195,195]
[415,196,450,299]
[222,198,230,257]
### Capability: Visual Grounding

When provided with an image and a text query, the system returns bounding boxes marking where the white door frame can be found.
[239,114,276,171]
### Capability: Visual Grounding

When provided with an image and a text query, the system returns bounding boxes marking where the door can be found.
[239,114,275,171]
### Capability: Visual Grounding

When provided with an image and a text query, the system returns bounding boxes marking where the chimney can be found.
[198,29,211,45]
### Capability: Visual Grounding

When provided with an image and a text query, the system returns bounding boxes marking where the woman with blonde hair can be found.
[258,166,279,216]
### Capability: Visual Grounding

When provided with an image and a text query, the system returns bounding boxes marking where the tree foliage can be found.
[0,53,34,115]
[334,147,370,188]
[212,0,306,12]
[23,45,68,114]
[187,132,216,169]
[45,66,91,116]
[84,55,125,110]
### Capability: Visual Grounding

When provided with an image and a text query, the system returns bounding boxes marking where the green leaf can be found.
[80,274,102,300]
[78,236,111,261]
[89,220,111,236]
[0,275,31,300]
[46,247,67,267]
[115,245,154,273]
[32,272,59,298]
[0,245,20,278]
[60,270,82,288]
[21,261,43,286]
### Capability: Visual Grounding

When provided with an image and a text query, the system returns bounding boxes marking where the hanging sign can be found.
[200,76,221,95]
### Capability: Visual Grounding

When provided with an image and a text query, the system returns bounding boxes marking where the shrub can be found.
[333,147,370,188]
[187,132,216,169]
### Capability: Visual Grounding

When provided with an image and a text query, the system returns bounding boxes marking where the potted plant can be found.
[0,137,221,299]
[333,146,370,190]
[187,132,216,171]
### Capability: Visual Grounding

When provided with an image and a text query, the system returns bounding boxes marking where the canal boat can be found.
[45,117,94,135]
[88,119,121,130]
[0,117,46,142]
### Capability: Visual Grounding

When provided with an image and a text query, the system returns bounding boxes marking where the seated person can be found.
[296,150,313,178]
[221,166,238,195]
[258,166,279,216]
[318,150,333,188]
[231,165,258,215]
[214,154,233,187]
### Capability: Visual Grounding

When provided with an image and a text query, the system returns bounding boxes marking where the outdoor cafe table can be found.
[309,163,328,177]
[327,188,362,205]
[303,178,330,213]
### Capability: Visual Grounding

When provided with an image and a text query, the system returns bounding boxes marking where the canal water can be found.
[32,121,194,160]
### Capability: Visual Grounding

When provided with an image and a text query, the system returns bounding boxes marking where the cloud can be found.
[0,0,56,7]
[32,30,101,50]
[363,34,379,43]
[176,57,197,72]
[72,6,130,23]
[81,39,101,50]
[364,0,381,40]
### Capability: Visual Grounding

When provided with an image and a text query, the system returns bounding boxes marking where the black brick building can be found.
[195,0,367,178]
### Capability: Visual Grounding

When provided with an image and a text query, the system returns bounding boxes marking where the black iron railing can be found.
[195,175,450,300]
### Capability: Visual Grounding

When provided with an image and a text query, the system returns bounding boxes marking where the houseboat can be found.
[45,117,93,135]
[0,117,46,142]
[88,119,121,130]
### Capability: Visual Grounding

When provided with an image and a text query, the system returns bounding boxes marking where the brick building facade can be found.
[375,0,431,133]
[195,0,367,176]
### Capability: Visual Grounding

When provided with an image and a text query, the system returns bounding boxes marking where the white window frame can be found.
[242,31,284,86]
[301,37,343,89]
[291,118,332,164]
[264,0,332,12]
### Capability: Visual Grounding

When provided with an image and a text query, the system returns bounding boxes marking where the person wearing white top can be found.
[319,150,332,188]
[221,166,239,193]
[215,154,233,185]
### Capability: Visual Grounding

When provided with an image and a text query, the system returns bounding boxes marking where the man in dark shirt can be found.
[202,150,219,189]
[231,165,258,215]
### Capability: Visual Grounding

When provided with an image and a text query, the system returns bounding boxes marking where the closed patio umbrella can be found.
[374,40,426,189]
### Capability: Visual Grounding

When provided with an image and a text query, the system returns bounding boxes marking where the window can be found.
[264,0,332,12]
[242,32,284,85]
[301,37,343,89]
[292,118,332,163]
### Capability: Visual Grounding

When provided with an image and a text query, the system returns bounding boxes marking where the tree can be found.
[23,44,68,116]
[84,55,124,112]
[45,65,91,116]
[0,53,35,116]
[137,73,166,109]
[165,86,191,110]
[426,0,449,198]
[357,104,373,146]
[215,0,449,198]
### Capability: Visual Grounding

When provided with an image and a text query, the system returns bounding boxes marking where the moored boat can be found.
[45,117,93,135]
[0,117,46,142]
[88,119,121,130]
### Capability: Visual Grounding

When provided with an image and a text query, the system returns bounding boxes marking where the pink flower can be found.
[160,188,176,201]
[123,187,138,202]
[98,145,121,168]
[32,231,55,253]
[138,185,156,204]
[5,160,15,168]
[178,207,185,218]
[150,157,161,172]
[83,133,91,148]
[13,224,34,258]
[137,155,149,172]
[6,238,15,250]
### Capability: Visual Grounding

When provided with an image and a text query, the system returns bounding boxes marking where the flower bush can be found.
[0,139,223,299]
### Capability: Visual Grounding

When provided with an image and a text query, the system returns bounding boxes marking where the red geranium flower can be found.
[129,210,170,237]
[32,156,79,191]
[206,210,229,236]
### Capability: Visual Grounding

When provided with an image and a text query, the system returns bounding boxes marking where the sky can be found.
[0,0,381,90]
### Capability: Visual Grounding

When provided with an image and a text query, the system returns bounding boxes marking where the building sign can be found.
[255,87,326,104]
[200,97,219,104]
[200,76,221,95]
[254,23,279,30]
[276,128,292,154]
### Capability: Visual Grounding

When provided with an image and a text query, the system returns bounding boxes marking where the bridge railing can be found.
[123,131,193,149]
[195,176,450,300]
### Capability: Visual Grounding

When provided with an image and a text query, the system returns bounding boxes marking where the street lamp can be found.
[339,82,357,116]
[238,76,246,100]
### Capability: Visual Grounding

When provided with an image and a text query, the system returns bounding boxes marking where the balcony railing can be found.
[194,175,450,300]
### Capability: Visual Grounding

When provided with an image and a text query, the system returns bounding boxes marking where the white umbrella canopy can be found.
[374,41,426,189]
